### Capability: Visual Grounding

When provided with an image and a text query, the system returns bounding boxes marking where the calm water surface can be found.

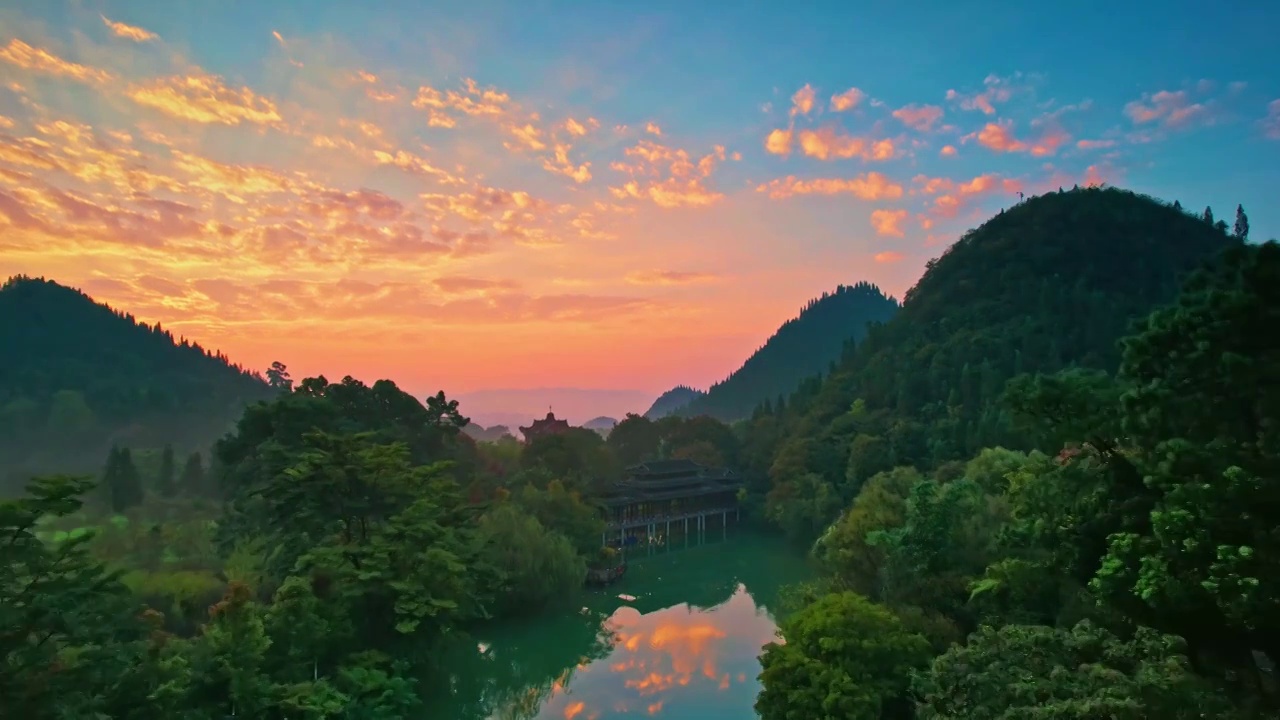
[428,531,814,719]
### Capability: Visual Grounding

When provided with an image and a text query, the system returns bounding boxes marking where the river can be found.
[426,530,814,719]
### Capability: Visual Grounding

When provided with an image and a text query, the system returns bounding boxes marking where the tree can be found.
[915,622,1235,719]
[1234,204,1250,240]
[103,446,144,513]
[156,443,176,498]
[266,360,293,392]
[0,475,151,717]
[475,504,585,615]
[1203,205,1215,224]
[179,451,206,496]
[757,591,930,720]
[605,413,661,466]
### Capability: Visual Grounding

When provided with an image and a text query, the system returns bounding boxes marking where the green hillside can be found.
[678,281,899,422]
[747,187,1244,539]
[0,276,275,492]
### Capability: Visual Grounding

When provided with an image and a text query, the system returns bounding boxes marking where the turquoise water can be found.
[429,531,814,719]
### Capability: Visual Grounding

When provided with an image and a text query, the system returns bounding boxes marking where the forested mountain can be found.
[0,276,275,492]
[643,385,705,419]
[678,282,899,422]
[744,187,1244,540]
[750,192,1274,718]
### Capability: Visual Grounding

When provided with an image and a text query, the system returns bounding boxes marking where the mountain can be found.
[461,423,515,442]
[678,282,899,422]
[454,387,654,427]
[748,187,1244,536]
[582,416,618,437]
[0,276,274,491]
[644,385,705,419]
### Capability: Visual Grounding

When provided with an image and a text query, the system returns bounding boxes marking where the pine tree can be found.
[180,451,206,496]
[1234,204,1250,240]
[157,443,176,498]
[1203,206,1214,224]
[1172,200,1182,211]
[103,445,143,513]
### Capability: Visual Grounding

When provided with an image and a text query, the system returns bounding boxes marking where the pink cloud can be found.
[873,251,904,263]
[1123,89,1214,130]
[945,73,1022,115]
[830,88,866,112]
[967,120,1069,157]
[796,127,895,162]
[870,208,908,237]
[940,145,957,157]
[790,84,817,117]
[891,104,944,132]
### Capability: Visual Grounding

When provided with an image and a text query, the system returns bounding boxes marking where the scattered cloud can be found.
[914,172,1023,219]
[966,120,1069,157]
[0,39,115,84]
[755,172,904,200]
[625,270,720,285]
[790,84,817,117]
[645,122,663,136]
[1259,99,1280,140]
[892,104,944,132]
[830,88,865,112]
[127,72,284,126]
[945,73,1024,115]
[870,208,908,237]
[940,144,957,157]
[796,127,895,162]
[874,250,905,263]
[608,140,730,208]
[1123,89,1214,130]
[764,128,793,156]
[101,15,159,42]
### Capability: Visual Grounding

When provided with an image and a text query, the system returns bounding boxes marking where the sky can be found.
[2,0,1278,420]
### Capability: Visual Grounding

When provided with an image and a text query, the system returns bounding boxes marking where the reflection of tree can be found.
[423,607,617,720]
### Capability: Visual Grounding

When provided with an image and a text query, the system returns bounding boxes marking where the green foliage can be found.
[102,446,144,514]
[915,622,1236,719]
[475,504,586,615]
[756,591,930,720]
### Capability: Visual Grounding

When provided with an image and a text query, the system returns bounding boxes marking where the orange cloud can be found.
[796,127,895,162]
[790,84,817,116]
[874,250,905,263]
[645,122,663,136]
[608,140,728,209]
[127,72,283,126]
[1123,89,1213,130]
[0,39,114,84]
[892,104,944,132]
[940,144,957,157]
[914,172,1023,218]
[870,208,908,237]
[101,15,158,42]
[830,87,865,112]
[764,128,793,156]
[755,172,904,200]
[626,270,720,285]
[968,120,1069,157]
[945,73,1020,115]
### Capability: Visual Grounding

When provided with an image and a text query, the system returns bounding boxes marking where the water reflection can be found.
[428,533,812,720]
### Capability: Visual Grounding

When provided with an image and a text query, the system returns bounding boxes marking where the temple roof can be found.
[626,458,703,475]
[518,411,571,441]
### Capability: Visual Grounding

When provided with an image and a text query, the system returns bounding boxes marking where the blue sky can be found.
[0,0,1276,412]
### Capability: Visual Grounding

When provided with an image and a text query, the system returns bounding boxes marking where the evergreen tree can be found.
[1203,206,1214,224]
[266,361,293,392]
[1234,204,1250,240]
[103,445,143,513]
[180,450,209,497]
[1172,200,1182,211]
[157,443,176,498]
[1215,219,1229,235]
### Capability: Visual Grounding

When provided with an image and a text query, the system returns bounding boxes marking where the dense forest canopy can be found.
[750,190,1275,717]
[0,276,274,494]
[642,384,705,419]
[675,282,899,422]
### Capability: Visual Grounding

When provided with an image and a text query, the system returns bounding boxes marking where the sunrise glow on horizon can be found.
[2,1,1278,400]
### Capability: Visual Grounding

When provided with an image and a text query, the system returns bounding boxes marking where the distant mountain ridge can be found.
[0,276,275,492]
[644,385,706,419]
[675,282,900,422]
